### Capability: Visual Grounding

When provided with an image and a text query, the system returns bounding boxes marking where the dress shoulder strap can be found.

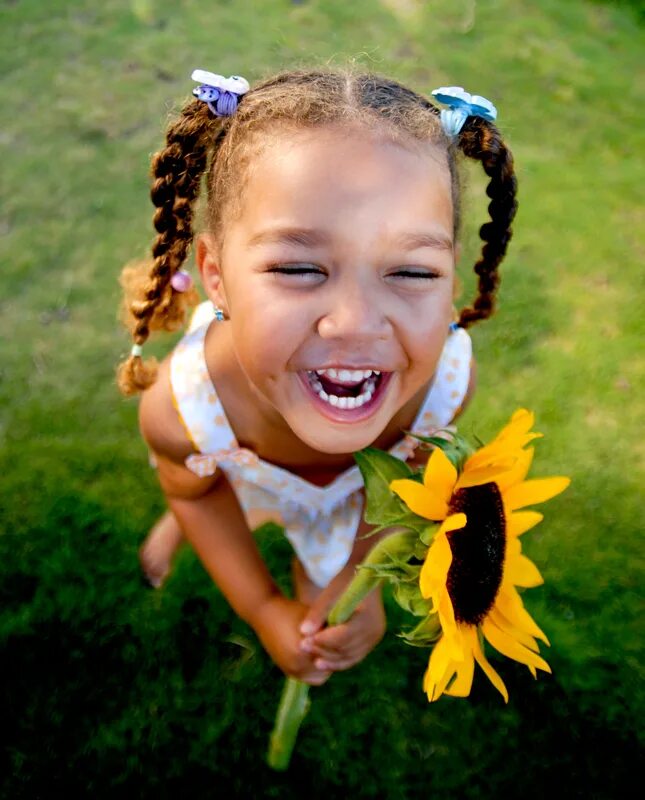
[169,322,238,455]
[410,327,473,435]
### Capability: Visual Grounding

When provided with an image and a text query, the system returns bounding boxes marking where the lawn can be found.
[1,0,643,797]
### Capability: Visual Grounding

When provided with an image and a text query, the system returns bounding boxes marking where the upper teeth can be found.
[315,368,378,382]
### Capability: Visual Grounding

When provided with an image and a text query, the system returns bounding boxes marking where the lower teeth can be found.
[307,372,377,409]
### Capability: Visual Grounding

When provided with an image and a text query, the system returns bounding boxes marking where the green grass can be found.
[1,0,643,797]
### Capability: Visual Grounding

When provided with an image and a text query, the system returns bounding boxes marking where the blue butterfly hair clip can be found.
[431,86,497,138]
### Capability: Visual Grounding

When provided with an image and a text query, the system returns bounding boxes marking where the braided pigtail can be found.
[117,100,225,396]
[455,118,518,328]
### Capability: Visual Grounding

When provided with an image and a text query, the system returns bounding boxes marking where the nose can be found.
[317,279,390,342]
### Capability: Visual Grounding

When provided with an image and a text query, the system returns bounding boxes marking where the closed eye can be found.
[267,264,323,275]
[266,263,326,285]
[390,268,442,280]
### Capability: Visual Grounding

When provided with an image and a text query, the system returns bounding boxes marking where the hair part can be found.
[117,67,517,395]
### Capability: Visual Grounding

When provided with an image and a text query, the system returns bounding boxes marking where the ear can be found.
[196,233,228,311]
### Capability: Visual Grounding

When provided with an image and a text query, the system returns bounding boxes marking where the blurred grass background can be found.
[1,0,643,797]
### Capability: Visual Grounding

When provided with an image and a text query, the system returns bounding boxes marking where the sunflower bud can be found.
[392,579,433,617]
[398,613,442,647]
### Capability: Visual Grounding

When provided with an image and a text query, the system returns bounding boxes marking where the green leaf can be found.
[394,512,435,536]
[419,523,440,547]
[404,433,454,449]
[404,429,475,471]
[414,536,431,560]
[353,448,415,526]
[355,446,413,481]
[358,513,430,540]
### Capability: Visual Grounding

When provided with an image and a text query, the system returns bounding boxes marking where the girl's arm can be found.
[156,455,279,624]
[139,364,330,684]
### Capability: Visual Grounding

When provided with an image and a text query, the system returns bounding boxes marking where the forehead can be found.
[229,124,454,242]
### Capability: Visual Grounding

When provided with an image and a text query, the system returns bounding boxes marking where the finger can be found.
[314,656,357,673]
[300,635,337,659]
[301,668,332,686]
[304,639,362,661]
[299,584,343,636]
[299,596,332,636]
[311,622,357,651]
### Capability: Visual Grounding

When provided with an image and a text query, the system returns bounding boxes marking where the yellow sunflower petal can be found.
[504,477,571,511]
[390,478,447,520]
[439,512,467,534]
[496,408,535,441]
[496,585,550,645]
[423,635,455,702]
[482,618,551,674]
[455,464,514,489]
[464,433,542,469]
[419,531,453,598]
[433,662,459,701]
[466,407,539,466]
[427,633,452,678]
[495,447,535,492]
[468,625,509,703]
[507,511,544,538]
[445,648,475,698]
[507,553,544,587]
[438,590,459,648]
[423,447,457,502]
[488,606,539,653]
[506,536,521,558]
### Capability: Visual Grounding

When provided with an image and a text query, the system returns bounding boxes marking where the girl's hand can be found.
[298,582,386,672]
[251,594,333,686]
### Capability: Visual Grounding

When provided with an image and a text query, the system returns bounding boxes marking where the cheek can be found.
[229,293,308,376]
[404,295,453,371]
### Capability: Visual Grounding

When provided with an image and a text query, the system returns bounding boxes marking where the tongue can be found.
[318,374,363,398]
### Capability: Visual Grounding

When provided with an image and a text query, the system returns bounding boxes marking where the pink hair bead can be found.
[170,270,193,292]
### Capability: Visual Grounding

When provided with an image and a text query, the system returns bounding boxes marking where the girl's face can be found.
[200,125,456,454]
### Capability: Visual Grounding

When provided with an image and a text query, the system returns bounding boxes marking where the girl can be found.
[117,68,517,686]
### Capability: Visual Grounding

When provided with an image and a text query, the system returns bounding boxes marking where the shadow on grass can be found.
[1,499,641,798]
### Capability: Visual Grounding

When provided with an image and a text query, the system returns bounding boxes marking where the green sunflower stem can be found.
[266,678,311,771]
[266,528,418,770]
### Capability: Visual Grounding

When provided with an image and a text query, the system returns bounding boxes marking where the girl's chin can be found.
[292,425,381,456]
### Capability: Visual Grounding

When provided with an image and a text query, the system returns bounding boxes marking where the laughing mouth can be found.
[302,367,387,410]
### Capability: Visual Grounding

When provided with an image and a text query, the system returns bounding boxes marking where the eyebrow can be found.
[395,231,454,252]
[248,227,453,251]
[248,227,329,248]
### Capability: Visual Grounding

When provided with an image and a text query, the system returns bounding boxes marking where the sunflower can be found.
[390,409,570,702]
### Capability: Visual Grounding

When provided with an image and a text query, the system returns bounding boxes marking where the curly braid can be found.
[117,101,227,395]
[455,117,518,328]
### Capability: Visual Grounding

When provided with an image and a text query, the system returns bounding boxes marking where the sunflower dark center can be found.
[446,482,506,625]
